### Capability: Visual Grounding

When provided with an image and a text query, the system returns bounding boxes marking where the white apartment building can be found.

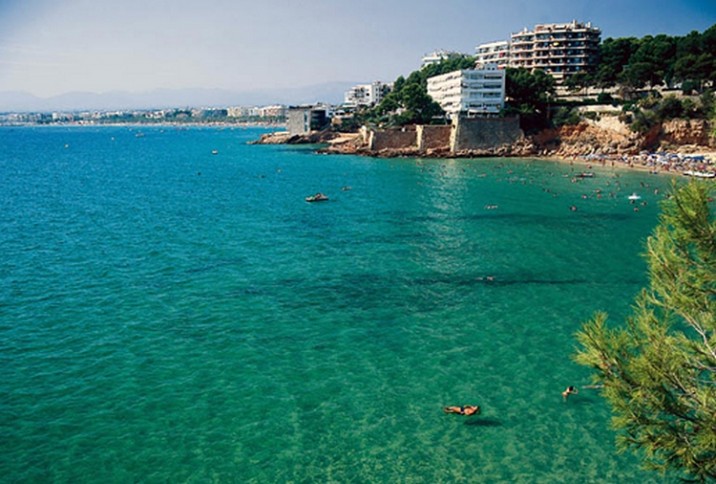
[258,105,287,118]
[426,65,506,118]
[227,106,259,118]
[510,20,600,83]
[421,49,462,69]
[475,40,510,68]
[344,81,391,108]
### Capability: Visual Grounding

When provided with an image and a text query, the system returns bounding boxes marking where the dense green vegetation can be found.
[575,182,716,482]
[615,90,716,134]
[503,68,555,132]
[581,24,716,93]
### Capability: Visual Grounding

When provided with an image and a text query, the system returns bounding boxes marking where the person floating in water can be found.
[562,386,578,400]
[443,405,480,415]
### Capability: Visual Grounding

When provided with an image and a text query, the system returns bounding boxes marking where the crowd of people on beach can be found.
[578,151,715,176]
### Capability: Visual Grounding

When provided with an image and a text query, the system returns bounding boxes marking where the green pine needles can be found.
[575,181,716,482]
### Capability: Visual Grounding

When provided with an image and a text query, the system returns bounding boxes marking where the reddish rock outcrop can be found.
[534,118,715,158]
[660,119,715,148]
[540,122,643,157]
[252,129,339,145]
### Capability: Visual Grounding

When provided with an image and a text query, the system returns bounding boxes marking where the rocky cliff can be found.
[660,119,715,149]
[532,117,715,158]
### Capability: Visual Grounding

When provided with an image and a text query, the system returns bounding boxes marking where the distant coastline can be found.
[0,120,286,129]
[0,105,289,127]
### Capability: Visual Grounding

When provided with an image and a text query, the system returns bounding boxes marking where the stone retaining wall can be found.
[363,117,524,154]
[369,127,418,151]
[452,116,522,152]
[417,125,451,151]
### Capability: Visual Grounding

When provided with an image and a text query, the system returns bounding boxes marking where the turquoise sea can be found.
[0,126,677,482]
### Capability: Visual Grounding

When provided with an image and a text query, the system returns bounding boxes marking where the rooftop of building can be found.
[512,20,600,36]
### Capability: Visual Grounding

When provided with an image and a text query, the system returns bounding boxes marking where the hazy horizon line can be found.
[0,81,364,112]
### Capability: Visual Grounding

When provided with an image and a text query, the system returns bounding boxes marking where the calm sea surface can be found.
[0,126,677,482]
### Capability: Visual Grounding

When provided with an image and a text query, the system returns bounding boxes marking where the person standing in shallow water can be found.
[562,386,578,400]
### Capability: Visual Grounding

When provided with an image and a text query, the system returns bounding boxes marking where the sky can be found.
[0,0,714,99]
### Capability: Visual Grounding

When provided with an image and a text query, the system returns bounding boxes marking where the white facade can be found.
[510,20,600,83]
[421,49,461,69]
[475,40,510,68]
[228,105,287,118]
[258,105,287,118]
[344,81,391,107]
[426,65,506,118]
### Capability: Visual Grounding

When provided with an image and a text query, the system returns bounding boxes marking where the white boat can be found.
[305,193,329,203]
[628,193,641,201]
[683,170,715,179]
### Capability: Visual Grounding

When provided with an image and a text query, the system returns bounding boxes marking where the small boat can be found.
[305,193,329,203]
[628,193,641,201]
[575,172,595,178]
[211,149,219,155]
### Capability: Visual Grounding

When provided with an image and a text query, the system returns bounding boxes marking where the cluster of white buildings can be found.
[343,81,392,108]
[420,20,601,119]
[340,20,600,121]
[227,105,287,119]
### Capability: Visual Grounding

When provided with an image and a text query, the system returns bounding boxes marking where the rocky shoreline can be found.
[253,117,716,173]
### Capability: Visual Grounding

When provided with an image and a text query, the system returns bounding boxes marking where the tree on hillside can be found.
[594,37,641,88]
[564,71,593,95]
[396,83,444,125]
[620,61,664,90]
[674,53,716,93]
[640,34,677,84]
[504,68,555,132]
[575,181,716,482]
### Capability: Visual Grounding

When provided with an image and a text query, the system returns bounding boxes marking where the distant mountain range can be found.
[0,82,358,112]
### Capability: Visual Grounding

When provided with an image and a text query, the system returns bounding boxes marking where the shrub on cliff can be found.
[630,109,657,134]
[656,96,685,120]
[617,92,715,133]
[551,107,581,127]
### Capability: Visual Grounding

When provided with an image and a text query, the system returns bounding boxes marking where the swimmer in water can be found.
[562,386,578,400]
[443,405,480,415]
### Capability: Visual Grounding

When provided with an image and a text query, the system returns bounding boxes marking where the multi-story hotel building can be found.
[509,20,600,83]
[426,64,506,118]
[344,81,391,108]
[475,40,510,69]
